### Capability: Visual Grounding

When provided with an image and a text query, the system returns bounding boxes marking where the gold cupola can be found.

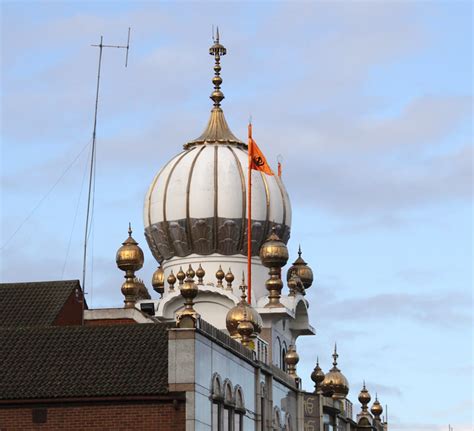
[287,245,313,290]
[226,275,262,339]
[116,224,144,308]
[310,357,325,393]
[320,344,349,399]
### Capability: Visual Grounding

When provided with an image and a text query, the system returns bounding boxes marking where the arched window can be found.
[210,373,223,430]
[223,379,235,431]
[281,341,288,372]
[234,385,245,431]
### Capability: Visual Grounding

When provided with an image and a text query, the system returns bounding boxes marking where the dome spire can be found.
[185,29,244,148]
[209,26,226,108]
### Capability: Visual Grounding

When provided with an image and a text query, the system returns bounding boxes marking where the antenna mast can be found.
[82,28,131,295]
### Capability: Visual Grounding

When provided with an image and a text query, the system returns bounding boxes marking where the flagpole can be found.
[247,123,252,305]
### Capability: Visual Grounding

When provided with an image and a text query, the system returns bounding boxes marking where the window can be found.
[223,380,235,431]
[234,386,245,431]
[260,382,267,431]
[273,406,282,431]
[211,373,223,431]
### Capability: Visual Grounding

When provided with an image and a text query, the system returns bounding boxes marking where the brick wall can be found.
[0,400,185,431]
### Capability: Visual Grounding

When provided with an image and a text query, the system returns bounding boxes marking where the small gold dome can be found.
[320,345,349,399]
[358,382,371,406]
[310,358,325,389]
[371,396,383,417]
[177,267,186,284]
[116,225,144,272]
[285,345,299,367]
[287,245,313,289]
[259,228,289,268]
[152,266,165,296]
[226,279,262,338]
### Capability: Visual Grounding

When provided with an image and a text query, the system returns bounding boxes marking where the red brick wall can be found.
[53,291,84,326]
[0,400,185,431]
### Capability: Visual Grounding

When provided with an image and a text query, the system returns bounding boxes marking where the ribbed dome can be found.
[143,117,291,263]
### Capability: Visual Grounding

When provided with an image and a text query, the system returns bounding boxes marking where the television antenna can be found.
[82,28,131,295]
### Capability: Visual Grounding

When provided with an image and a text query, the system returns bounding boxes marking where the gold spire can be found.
[209,27,226,109]
[185,29,244,149]
[116,224,144,308]
[167,270,176,292]
[285,345,300,379]
[176,275,200,328]
[216,265,225,288]
[310,357,325,394]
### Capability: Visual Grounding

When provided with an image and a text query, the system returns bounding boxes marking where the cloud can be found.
[314,288,471,329]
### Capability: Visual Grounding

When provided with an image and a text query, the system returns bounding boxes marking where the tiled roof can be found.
[0,280,83,327]
[0,324,169,400]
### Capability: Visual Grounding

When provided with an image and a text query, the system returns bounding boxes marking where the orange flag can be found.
[248,124,274,176]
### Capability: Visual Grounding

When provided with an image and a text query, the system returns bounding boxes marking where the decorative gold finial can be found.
[176,275,200,328]
[209,26,226,109]
[358,381,371,414]
[285,345,300,379]
[167,270,176,292]
[116,224,144,308]
[310,357,325,394]
[196,264,205,285]
[260,227,289,307]
[216,265,225,288]
[225,272,262,344]
[186,264,195,279]
[332,343,339,369]
[286,244,313,291]
[152,265,165,298]
[177,266,186,286]
[225,267,234,291]
[371,394,383,420]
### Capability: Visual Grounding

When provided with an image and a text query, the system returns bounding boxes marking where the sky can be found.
[1,1,472,430]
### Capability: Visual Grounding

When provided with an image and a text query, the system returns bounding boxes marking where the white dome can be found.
[144,109,291,263]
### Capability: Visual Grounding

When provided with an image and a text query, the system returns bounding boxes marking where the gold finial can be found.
[287,244,313,290]
[196,264,205,285]
[209,26,226,109]
[186,264,195,279]
[225,267,234,290]
[216,265,225,288]
[116,223,144,308]
[371,394,383,419]
[239,272,247,301]
[285,345,300,379]
[310,356,325,394]
[332,343,339,369]
[358,382,371,415]
[260,228,288,308]
[176,276,200,328]
[167,270,176,292]
[177,266,186,286]
[152,265,165,298]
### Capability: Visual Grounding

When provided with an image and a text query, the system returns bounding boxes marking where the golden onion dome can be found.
[259,228,289,268]
[310,357,325,389]
[152,265,165,296]
[116,224,144,272]
[287,245,313,289]
[226,279,262,338]
[320,345,349,399]
[371,395,383,417]
[358,382,371,406]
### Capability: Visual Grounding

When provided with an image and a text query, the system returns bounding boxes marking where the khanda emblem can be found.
[253,155,265,167]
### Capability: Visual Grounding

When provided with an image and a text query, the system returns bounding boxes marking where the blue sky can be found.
[1,1,472,430]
